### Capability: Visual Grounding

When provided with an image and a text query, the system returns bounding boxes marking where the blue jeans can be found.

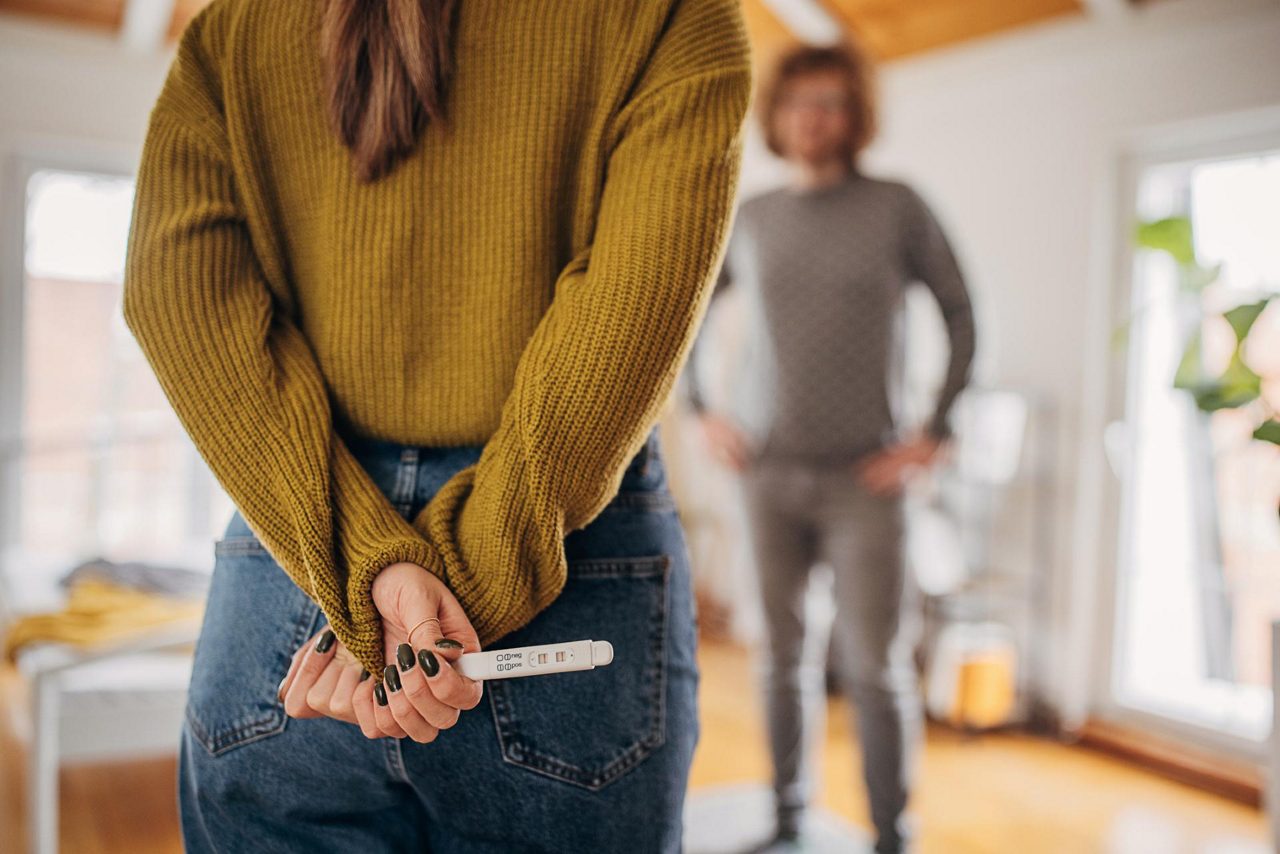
[178,427,700,853]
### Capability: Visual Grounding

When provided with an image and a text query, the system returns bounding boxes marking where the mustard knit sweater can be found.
[121,0,753,677]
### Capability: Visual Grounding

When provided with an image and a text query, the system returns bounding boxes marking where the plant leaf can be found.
[1223,299,1270,342]
[1136,216,1195,264]
[1182,348,1264,412]
[1188,351,1261,411]
[1254,419,1280,446]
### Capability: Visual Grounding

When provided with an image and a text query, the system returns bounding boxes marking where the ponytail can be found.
[320,0,459,183]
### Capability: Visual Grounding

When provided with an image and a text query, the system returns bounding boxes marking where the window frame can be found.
[0,139,222,593]
[1086,106,1280,766]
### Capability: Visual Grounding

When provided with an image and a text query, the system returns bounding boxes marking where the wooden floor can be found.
[692,642,1267,854]
[0,640,1267,853]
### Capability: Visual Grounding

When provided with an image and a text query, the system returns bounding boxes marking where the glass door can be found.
[1108,146,1280,752]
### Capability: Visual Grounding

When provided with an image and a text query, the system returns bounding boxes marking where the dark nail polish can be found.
[419,648,440,677]
[397,642,416,672]
[374,682,388,706]
[434,638,463,650]
[359,669,371,682]
[315,629,336,653]
[383,663,402,692]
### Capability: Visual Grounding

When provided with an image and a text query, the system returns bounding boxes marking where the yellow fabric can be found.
[121,0,753,676]
[2,579,203,663]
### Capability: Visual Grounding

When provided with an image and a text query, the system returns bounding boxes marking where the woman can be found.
[686,42,976,854]
[122,0,752,850]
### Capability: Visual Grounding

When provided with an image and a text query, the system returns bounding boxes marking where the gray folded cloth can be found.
[60,557,211,599]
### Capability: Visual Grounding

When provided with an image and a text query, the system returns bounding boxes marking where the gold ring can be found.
[408,616,441,644]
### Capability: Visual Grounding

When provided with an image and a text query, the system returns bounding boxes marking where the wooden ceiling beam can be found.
[0,0,123,32]
[741,0,806,72]
[821,0,1085,60]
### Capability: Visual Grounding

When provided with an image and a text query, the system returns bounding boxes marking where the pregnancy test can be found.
[455,639,613,681]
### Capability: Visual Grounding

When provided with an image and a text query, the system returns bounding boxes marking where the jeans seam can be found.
[384,737,412,784]
[392,448,419,517]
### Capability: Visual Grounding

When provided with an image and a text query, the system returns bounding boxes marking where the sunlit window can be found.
[1114,151,1280,744]
[7,169,234,601]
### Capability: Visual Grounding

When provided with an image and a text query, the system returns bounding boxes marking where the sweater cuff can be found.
[412,440,569,650]
[340,537,442,677]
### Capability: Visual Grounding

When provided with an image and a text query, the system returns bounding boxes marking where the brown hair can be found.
[758,40,879,165]
[320,0,460,184]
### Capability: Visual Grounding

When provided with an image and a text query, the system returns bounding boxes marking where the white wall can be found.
[726,0,1280,727]
[0,14,171,163]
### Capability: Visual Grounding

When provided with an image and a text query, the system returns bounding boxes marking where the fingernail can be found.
[397,642,416,672]
[359,669,371,682]
[276,676,287,702]
[419,648,440,677]
[383,663,402,692]
[434,638,463,650]
[374,682,388,706]
[315,629,336,653]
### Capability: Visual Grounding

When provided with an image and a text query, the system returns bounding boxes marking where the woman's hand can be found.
[277,562,484,742]
[370,561,485,739]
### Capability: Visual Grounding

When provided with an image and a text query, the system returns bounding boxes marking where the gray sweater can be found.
[686,170,976,463]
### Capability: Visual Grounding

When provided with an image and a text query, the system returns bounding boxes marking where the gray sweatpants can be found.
[740,456,924,854]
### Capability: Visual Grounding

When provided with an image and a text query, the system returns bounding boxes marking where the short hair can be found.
[758,39,879,165]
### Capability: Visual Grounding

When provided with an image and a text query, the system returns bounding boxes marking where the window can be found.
[3,168,233,602]
[1111,149,1280,747]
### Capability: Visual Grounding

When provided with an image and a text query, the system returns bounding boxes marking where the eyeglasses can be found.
[777,92,849,114]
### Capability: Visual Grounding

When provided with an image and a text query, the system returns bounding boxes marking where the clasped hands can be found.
[276,561,484,743]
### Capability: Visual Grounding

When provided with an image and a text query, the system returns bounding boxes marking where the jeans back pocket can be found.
[486,554,670,791]
[184,534,321,756]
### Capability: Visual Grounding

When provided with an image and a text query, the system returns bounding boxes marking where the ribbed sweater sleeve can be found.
[122,15,436,677]
[902,187,977,440]
[411,0,754,647]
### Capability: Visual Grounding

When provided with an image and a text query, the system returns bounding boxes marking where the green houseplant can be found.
[1136,215,1279,446]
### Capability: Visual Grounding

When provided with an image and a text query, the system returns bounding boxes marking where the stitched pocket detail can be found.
[184,535,321,757]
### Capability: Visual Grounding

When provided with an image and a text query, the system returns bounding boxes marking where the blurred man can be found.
[685,41,976,854]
